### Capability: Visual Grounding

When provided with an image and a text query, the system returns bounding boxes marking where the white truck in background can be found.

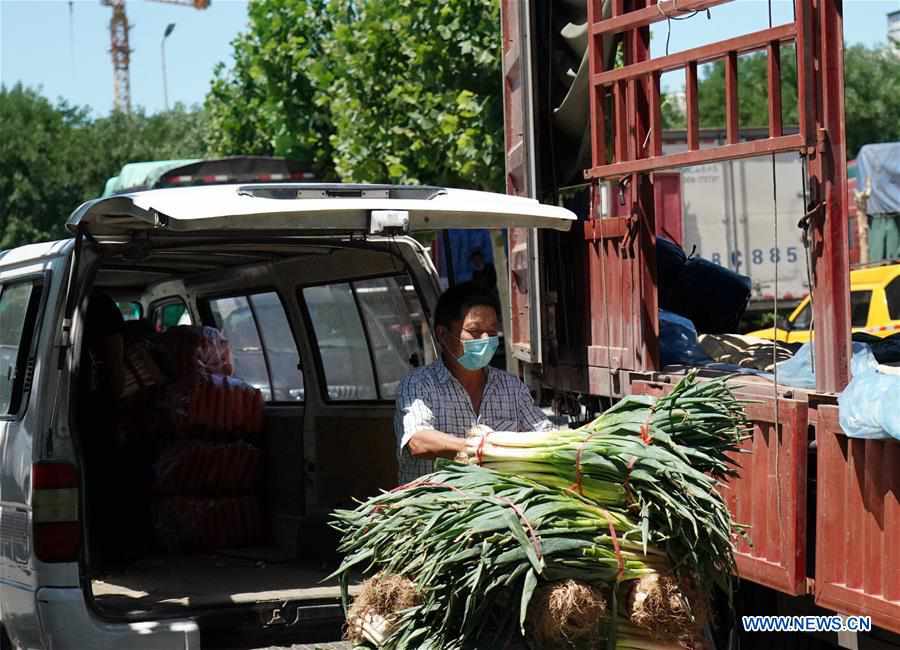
[662,137,809,313]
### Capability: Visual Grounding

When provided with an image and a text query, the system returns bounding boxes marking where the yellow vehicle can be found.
[747,263,900,343]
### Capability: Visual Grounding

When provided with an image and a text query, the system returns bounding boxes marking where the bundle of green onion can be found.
[467,373,747,589]
[332,373,746,648]
[332,463,675,649]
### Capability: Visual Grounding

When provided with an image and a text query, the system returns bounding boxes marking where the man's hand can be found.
[466,424,493,440]
[406,430,467,460]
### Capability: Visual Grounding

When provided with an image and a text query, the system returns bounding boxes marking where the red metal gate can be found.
[815,405,900,634]
[583,0,850,394]
[654,172,683,246]
[633,380,810,596]
[501,0,894,626]
[731,398,809,595]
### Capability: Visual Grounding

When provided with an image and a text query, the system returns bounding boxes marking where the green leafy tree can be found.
[689,43,900,158]
[205,0,503,191]
[316,0,503,190]
[696,46,799,130]
[0,84,207,248]
[205,0,337,179]
[842,44,900,158]
[84,105,209,170]
[0,85,91,248]
[661,94,686,129]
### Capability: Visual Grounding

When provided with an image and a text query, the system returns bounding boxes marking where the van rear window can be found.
[151,299,192,333]
[302,274,432,402]
[206,292,303,402]
[117,301,142,321]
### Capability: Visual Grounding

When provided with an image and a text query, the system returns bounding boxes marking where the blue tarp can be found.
[438,230,496,284]
[855,143,900,215]
[774,341,879,390]
[839,366,900,441]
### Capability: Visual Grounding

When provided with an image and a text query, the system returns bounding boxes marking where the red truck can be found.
[501,1,899,647]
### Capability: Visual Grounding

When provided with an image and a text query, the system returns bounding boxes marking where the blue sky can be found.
[1,0,898,116]
[1,0,249,115]
[651,0,900,56]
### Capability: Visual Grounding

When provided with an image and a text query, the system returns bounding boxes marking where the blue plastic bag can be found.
[658,311,773,378]
[839,367,900,440]
[775,341,878,390]
[659,310,713,367]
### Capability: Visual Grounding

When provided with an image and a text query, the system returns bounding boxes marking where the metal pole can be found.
[442,230,456,287]
[162,23,175,111]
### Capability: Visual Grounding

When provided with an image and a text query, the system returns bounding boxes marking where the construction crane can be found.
[101,0,210,113]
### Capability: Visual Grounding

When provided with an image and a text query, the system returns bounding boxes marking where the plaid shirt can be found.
[395,358,553,483]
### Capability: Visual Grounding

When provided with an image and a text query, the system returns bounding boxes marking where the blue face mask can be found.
[456,336,499,371]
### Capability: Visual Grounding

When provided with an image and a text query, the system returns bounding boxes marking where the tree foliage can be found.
[9,9,900,251]
[0,84,207,249]
[694,46,799,131]
[0,85,89,248]
[205,0,503,191]
[205,0,337,179]
[842,44,900,158]
[663,43,900,158]
[319,0,503,190]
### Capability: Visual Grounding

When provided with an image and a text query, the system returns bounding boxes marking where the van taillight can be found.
[33,463,80,563]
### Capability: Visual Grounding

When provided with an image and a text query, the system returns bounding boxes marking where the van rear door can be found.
[66,184,575,239]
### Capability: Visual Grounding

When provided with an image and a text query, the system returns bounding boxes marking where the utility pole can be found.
[162,22,175,111]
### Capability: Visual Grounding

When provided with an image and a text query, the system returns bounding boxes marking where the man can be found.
[80,292,154,566]
[82,292,127,403]
[395,282,553,482]
[470,249,497,292]
[469,248,500,310]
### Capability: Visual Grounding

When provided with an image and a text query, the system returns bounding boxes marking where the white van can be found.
[0,183,573,649]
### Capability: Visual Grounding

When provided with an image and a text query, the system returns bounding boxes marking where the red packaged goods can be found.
[113,385,171,444]
[158,326,234,378]
[166,373,264,439]
[249,386,265,433]
[153,496,264,552]
[214,375,228,433]
[153,442,262,496]
[120,342,163,399]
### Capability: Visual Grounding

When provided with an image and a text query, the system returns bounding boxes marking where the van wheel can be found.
[0,626,12,650]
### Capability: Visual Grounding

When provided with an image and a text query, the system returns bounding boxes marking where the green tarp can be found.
[102,159,201,197]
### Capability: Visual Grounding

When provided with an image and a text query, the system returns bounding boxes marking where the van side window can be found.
[792,302,811,330]
[354,276,431,397]
[850,290,872,328]
[302,274,432,402]
[206,292,303,402]
[0,281,42,415]
[117,301,142,321]
[151,299,192,333]
[887,276,900,321]
[303,283,378,401]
